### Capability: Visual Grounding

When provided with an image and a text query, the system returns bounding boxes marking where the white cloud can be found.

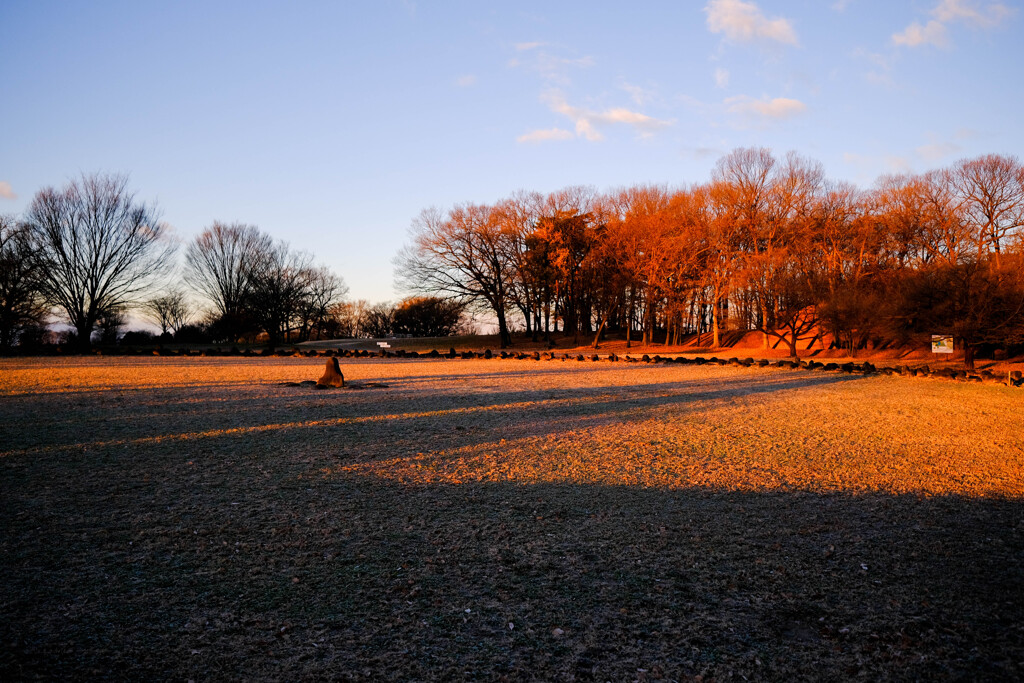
[893,0,1014,47]
[832,0,854,11]
[933,0,1014,27]
[621,82,656,106]
[517,128,574,144]
[725,95,807,119]
[892,19,948,47]
[514,41,544,51]
[917,140,962,161]
[705,0,799,46]
[539,92,673,142]
[0,181,16,200]
[455,74,477,87]
[714,67,730,88]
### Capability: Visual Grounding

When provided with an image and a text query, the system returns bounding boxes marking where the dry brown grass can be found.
[2,357,1022,680]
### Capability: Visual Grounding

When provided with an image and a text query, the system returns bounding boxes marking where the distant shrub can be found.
[120,330,157,346]
[174,324,212,344]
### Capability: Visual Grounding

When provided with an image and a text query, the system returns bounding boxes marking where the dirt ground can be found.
[1,357,1022,680]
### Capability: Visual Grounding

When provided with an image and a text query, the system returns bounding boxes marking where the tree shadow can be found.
[1,471,1021,680]
[3,362,1018,679]
[1,369,864,458]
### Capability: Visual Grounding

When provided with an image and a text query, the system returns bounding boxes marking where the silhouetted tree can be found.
[25,173,174,350]
[244,241,315,349]
[392,296,465,337]
[0,215,47,350]
[360,302,395,338]
[144,290,192,336]
[185,222,272,341]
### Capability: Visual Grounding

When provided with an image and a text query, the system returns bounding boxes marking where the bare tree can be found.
[185,222,272,338]
[94,305,128,345]
[295,267,349,341]
[144,290,192,336]
[25,173,175,350]
[359,301,395,338]
[245,241,315,348]
[396,204,516,347]
[328,299,369,338]
[948,154,1024,268]
[0,215,47,350]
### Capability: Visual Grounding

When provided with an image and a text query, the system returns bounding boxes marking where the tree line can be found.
[397,148,1024,367]
[0,173,463,352]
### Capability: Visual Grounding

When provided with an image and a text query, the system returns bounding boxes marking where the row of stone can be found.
[59,343,1024,386]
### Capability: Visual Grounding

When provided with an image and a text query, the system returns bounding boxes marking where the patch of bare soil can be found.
[1,357,1022,680]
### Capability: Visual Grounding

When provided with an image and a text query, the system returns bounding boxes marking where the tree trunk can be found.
[964,342,975,371]
[761,301,770,350]
[786,327,799,359]
[592,318,605,349]
[75,319,93,352]
[712,298,720,349]
[497,309,511,348]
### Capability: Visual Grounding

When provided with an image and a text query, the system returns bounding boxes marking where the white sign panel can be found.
[931,335,954,354]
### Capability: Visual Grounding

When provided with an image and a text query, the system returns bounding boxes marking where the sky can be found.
[1,0,1022,305]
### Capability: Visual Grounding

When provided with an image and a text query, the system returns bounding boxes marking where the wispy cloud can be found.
[516,128,574,144]
[714,67,730,88]
[893,0,1014,47]
[705,0,799,46]
[725,95,807,119]
[509,45,595,86]
[455,74,477,87]
[916,140,962,161]
[933,0,1014,26]
[681,146,723,160]
[541,91,674,142]
[853,47,895,85]
[832,0,854,11]
[621,82,658,107]
[892,20,949,47]
[0,181,16,200]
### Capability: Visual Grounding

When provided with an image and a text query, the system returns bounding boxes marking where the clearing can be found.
[1,356,1022,680]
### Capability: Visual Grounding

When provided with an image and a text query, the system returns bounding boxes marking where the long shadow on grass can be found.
[0,370,865,457]
[1,472,1021,681]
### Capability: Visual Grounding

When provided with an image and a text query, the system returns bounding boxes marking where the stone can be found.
[316,357,345,388]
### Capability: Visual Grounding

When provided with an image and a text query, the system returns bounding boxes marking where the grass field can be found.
[2,357,1022,680]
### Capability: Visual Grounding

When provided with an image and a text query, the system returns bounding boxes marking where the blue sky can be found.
[1,0,1022,304]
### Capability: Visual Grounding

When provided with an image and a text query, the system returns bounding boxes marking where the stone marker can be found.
[317,357,345,388]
